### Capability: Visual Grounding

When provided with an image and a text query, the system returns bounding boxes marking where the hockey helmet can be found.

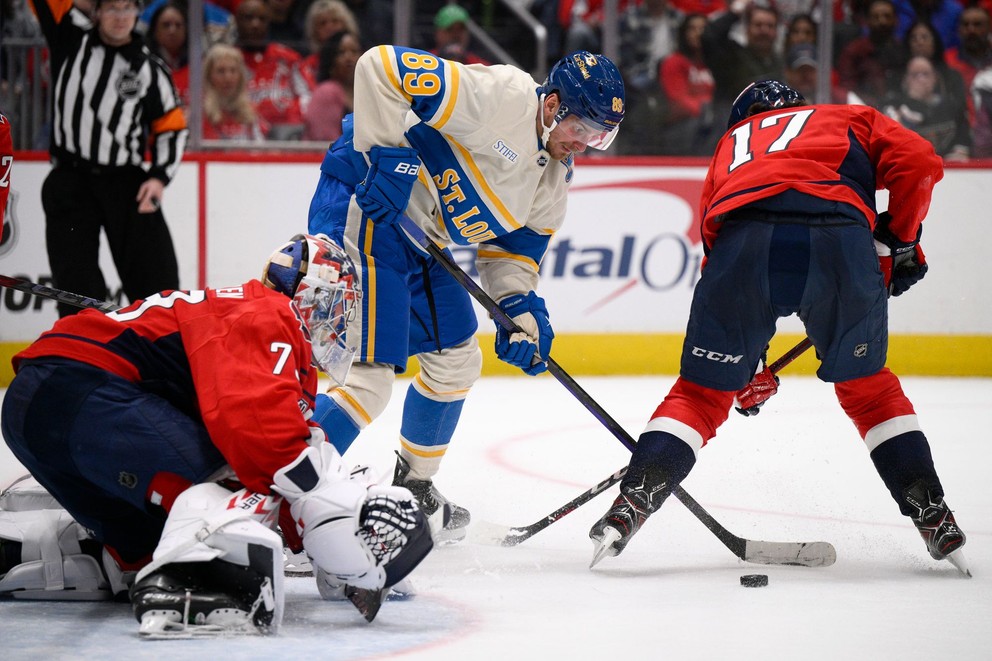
[262,234,360,386]
[539,51,625,150]
[727,80,807,129]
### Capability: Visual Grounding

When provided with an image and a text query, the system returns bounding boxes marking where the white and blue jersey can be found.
[309,45,573,368]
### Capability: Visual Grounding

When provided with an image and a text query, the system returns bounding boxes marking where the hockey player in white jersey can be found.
[307,47,625,542]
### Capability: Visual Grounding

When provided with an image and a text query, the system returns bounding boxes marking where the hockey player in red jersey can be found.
[589,81,969,574]
[0,112,11,218]
[0,234,433,633]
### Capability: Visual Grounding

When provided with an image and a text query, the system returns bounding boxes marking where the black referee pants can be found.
[41,164,179,317]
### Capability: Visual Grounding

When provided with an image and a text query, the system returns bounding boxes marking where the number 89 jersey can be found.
[699,104,943,252]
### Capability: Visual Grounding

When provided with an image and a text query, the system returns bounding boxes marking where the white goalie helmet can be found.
[262,234,360,386]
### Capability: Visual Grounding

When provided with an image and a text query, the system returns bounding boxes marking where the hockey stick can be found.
[396,216,836,566]
[0,274,121,313]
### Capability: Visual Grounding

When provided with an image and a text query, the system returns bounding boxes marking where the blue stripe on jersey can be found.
[406,123,511,246]
[399,387,466,448]
[483,226,552,266]
[387,47,451,123]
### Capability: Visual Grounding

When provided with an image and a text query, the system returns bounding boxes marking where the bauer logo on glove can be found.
[355,145,422,226]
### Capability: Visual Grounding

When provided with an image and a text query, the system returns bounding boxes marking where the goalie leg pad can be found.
[0,508,111,600]
[131,483,285,635]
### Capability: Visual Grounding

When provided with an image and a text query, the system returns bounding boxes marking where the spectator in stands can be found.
[669,0,725,15]
[784,12,817,52]
[146,1,189,100]
[658,12,716,155]
[619,0,682,95]
[784,42,819,100]
[266,0,309,54]
[701,1,784,122]
[139,0,233,46]
[904,19,968,120]
[235,0,313,140]
[836,0,905,107]
[202,43,268,142]
[971,62,992,157]
[430,4,492,65]
[303,31,360,142]
[301,0,360,83]
[892,0,962,50]
[946,6,992,96]
[883,55,971,159]
[558,0,636,53]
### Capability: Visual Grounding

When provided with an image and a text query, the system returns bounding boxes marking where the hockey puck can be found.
[740,574,769,587]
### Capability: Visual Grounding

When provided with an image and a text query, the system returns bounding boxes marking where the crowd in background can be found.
[3,0,992,159]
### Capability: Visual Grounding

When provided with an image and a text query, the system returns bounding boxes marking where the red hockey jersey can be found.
[13,280,319,493]
[1,113,11,216]
[700,104,943,251]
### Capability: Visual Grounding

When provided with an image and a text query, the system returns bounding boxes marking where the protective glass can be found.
[295,274,358,386]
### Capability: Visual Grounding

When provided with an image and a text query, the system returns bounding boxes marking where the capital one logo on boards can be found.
[453,177,706,319]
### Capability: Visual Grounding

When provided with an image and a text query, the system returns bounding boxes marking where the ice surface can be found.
[1,376,990,660]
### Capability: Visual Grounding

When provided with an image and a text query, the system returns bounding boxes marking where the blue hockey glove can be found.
[494,292,554,376]
[873,212,928,297]
[355,146,421,226]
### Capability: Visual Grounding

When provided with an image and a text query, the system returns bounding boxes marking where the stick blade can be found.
[743,540,837,567]
[466,520,531,547]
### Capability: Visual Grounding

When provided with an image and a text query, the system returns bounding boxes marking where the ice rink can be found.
[1,374,990,660]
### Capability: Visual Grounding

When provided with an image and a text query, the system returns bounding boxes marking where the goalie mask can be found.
[262,234,359,386]
[539,51,625,151]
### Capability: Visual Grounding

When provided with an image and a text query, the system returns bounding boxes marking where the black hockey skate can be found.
[589,466,671,568]
[393,453,470,544]
[130,559,276,637]
[903,480,968,569]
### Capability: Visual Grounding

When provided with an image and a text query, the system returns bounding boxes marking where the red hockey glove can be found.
[734,367,780,416]
[874,212,928,297]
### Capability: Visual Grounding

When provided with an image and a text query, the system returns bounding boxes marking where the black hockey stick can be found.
[0,274,121,313]
[397,216,836,566]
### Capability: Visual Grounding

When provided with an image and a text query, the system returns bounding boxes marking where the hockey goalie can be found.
[0,234,433,635]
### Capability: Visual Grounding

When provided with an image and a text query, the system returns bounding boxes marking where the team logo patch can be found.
[118,472,138,489]
[116,71,144,100]
[1,190,18,257]
[854,343,868,358]
[536,155,548,167]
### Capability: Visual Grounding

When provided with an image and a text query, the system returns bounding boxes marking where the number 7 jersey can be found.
[700,104,944,251]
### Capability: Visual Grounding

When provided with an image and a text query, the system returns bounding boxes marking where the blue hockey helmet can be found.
[263,234,360,386]
[727,80,807,129]
[539,51,625,150]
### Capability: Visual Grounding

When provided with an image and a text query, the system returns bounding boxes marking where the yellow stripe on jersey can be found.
[476,248,539,272]
[376,45,412,103]
[414,373,472,399]
[400,438,448,458]
[330,387,373,426]
[363,218,377,358]
[432,62,460,131]
[449,137,523,231]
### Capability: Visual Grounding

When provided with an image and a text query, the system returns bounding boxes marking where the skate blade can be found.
[346,585,387,622]
[946,548,972,578]
[589,527,622,569]
[138,611,261,639]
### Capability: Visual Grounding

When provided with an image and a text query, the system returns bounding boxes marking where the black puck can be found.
[740,574,769,587]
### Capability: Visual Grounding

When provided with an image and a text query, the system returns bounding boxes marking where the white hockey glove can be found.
[272,444,432,593]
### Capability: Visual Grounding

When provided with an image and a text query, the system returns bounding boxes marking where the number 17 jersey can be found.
[699,104,943,251]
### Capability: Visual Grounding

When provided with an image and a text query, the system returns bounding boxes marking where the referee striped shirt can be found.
[29,0,188,183]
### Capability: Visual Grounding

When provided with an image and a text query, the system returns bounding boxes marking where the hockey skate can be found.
[589,467,671,568]
[130,559,277,638]
[393,453,470,544]
[903,480,971,576]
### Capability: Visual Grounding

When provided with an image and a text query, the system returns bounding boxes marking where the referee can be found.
[30,0,188,317]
